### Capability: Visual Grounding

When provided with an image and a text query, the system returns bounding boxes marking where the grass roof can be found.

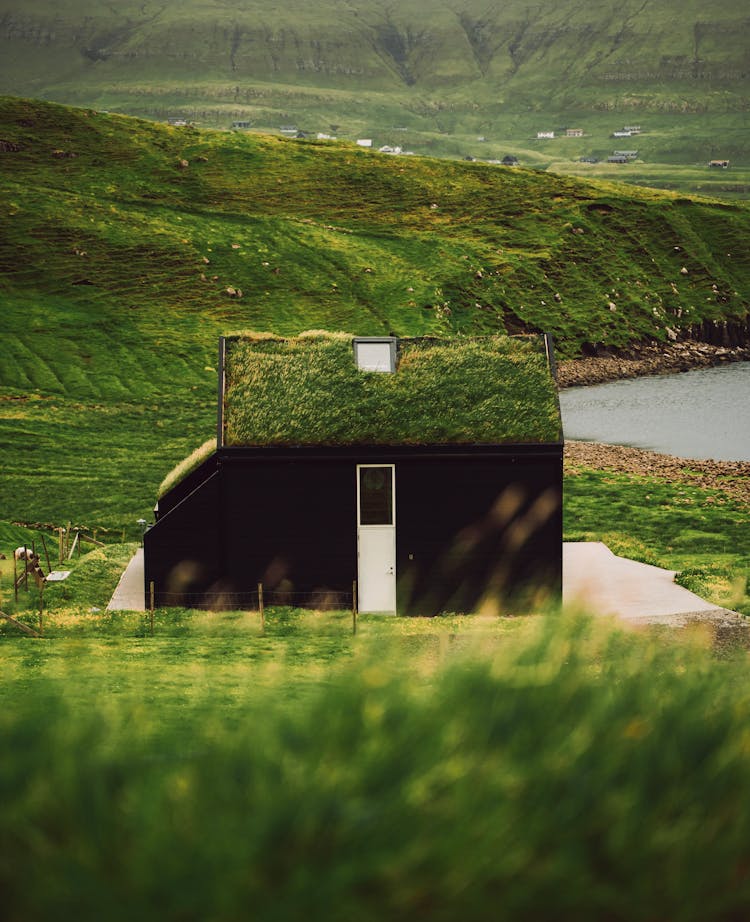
[222,332,561,447]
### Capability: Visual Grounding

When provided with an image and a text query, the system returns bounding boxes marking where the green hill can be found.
[0,0,749,192]
[0,96,748,531]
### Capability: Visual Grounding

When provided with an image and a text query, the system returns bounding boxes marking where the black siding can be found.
[144,445,562,614]
[144,470,222,607]
[396,455,562,614]
[221,457,357,601]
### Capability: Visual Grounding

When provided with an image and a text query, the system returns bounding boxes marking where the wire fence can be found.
[143,582,360,637]
[150,585,356,613]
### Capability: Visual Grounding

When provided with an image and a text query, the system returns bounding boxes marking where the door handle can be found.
[386,566,394,575]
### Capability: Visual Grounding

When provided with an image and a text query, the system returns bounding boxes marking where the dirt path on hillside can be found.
[565,441,750,507]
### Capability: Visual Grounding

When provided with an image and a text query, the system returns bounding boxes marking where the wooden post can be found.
[352,580,358,635]
[13,552,18,602]
[258,582,265,633]
[41,533,51,574]
[67,532,80,560]
[58,527,64,565]
[0,609,40,638]
[23,545,28,591]
[38,581,44,636]
[149,581,155,636]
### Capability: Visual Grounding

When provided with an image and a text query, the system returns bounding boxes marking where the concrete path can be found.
[107,542,735,623]
[563,542,734,625]
[106,547,145,611]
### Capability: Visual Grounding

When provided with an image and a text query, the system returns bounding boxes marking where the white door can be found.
[357,464,396,614]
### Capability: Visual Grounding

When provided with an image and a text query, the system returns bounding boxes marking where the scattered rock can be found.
[0,139,21,152]
[177,158,189,169]
[558,340,750,388]
[565,441,750,507]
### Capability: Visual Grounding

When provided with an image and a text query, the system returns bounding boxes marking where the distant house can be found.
[579,156,599,164]
[613,150,638,160]
[537,131,555,139]
[317,132,335,140]
[144,333,563,615]
[612,130,632,138]
[501,155,519,166]
[623,126,642,134]
[356,139,373,148]
[378,145,402,154]
[607,155,630,164]
[231,121,251,130]
[167,118,189,128]
[279,126,298,136]
[565,128,584,138]
[709,159,730,168]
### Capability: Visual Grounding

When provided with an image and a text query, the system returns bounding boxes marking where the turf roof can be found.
[222,332,561,447]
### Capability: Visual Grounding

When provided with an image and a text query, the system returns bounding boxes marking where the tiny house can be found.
[144,333,563,614]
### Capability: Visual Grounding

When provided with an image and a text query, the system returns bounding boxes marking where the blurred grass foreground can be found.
[3,612,750,920]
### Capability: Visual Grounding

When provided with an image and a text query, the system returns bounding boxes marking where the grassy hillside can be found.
[0,95,748,531]
[0,0,748,192]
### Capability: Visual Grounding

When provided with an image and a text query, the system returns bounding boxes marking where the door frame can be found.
[356,463,397,614]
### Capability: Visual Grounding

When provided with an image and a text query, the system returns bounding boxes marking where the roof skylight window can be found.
[353,337,397,372]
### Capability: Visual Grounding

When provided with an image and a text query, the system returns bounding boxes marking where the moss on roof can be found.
[222,332,561,447]
[158,438,216,499]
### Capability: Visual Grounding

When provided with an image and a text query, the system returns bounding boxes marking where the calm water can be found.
[559,362,750,461]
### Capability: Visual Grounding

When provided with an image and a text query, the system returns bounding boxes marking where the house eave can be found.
[217,442,563,462]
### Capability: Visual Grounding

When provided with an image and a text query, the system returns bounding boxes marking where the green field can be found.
[4,608,750,920]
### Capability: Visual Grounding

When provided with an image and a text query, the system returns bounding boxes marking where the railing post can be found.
[352,580,358,635]
[149,581,155,635]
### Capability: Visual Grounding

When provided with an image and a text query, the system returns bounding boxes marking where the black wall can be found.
[144,446,562,614]
[144,471,222,607]
[395,455,562,614]
[221,456,357,604]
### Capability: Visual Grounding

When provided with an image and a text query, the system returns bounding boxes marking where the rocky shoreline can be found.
[557,341,750,388]
[565,441,750,507]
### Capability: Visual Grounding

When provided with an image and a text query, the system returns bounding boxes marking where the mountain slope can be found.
[0,96,748,529]
[2,0,748,98]
[1,1,748,150]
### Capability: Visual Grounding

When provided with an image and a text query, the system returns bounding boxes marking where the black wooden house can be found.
[144,332,563,614]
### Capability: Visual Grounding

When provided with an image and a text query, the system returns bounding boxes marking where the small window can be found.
[354,337,397,373]
[359,466,394,525]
